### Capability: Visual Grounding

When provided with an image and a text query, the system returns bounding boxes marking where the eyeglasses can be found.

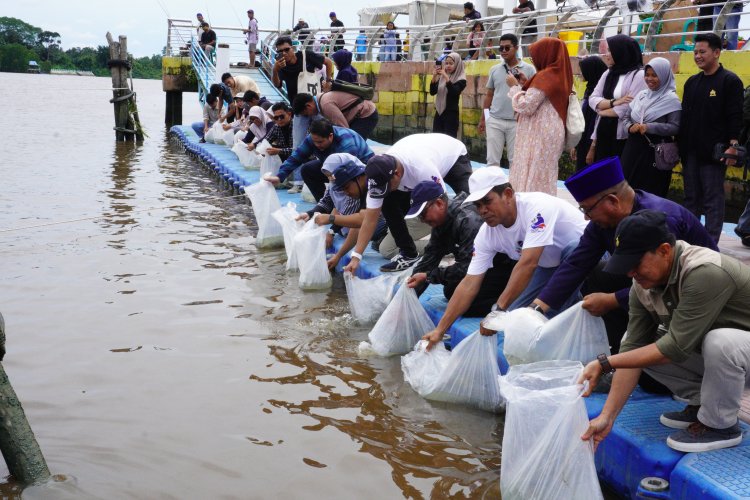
[498,45,514,52]
[578,193,612,216]
[277,47,292,55]
[418,200,436,221]
[272,115,286,121]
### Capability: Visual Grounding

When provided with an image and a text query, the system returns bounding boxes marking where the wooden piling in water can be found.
[0,313,51,486]
[106,32,144,142]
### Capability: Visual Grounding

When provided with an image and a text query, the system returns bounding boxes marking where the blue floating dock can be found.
[170,124,750,500]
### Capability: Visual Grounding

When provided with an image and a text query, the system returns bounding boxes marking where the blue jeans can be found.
[714,4,742,50]
[191,121,205,138]
[683,152,727,244]
[507,241,580,317]
[736,199,750,237]
[383,45,397,61]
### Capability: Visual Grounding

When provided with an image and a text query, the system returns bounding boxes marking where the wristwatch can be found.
[328,214,335,224]
[597,353,616,374]
[491,303,506,312]
[610,98,616,108]
[528,303,544,314]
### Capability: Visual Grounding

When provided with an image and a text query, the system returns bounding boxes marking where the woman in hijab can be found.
[574,56,608,171]
[332,49,358,83]
[506,37,573,194]
[587,35,647,162]
[243,106,274,147]
[430,52,466,138]
[620,57,681,197]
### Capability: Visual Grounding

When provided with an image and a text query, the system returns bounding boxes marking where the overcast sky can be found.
[3,0,397,57]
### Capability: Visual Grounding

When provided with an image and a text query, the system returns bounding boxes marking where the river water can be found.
[0,73,503,499]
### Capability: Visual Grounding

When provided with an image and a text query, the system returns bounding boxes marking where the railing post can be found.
[644,0,678,52]
[591,5,622,54]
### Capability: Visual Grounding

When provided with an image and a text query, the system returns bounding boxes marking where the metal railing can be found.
[168,0,750,68]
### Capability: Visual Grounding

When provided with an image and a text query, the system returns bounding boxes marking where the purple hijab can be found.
[332,49,358,83]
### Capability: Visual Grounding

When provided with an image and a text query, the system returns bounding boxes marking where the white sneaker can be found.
[287,184,303,194]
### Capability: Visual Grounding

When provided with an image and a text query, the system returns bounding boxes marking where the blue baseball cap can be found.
[405,181,446,219]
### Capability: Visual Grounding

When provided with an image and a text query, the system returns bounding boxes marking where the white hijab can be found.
[248,106,273,140]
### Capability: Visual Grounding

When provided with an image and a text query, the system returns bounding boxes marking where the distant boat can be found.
[27,60,40,74]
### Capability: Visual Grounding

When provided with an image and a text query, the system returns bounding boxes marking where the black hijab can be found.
[602,35,643,99]
[579,56,608,100]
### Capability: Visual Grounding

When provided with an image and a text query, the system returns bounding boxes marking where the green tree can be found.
[0,43,36,72]
[0,17,41,48]
[36,30,61,61]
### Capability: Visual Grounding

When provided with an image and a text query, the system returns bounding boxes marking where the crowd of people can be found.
[188,19,750,456]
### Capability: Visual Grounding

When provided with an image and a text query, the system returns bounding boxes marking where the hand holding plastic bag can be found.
[362,284,434,356]
[204,122,219,143]
[260,152,283,178]
[503,308,548,365]
[401,340,450,393]
[232,141,262,169]
[534,302,609,364]
[220,126,236,146]
[293,218,332,290]
[499,360,603,500]
[244,181,284,249]
[402,331,504,412]
[344,271,407,324]
[271,203,304,271]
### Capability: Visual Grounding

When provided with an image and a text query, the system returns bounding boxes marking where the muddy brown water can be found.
[0,73,507,499]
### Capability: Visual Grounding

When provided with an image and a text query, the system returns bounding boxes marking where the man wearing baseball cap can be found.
[299,153,389,270]
[421,166,587,350]
[529,156,716,355]
[344,133,473,273]
[405,180,515,316]
[580,209,750,453]
[329,12,345,53]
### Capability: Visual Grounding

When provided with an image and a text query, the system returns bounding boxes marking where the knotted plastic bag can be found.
[534,302,609,364]
[401,340,451,394]
[271,203,304,271]
[503,308,548,365]
[232,141,262,169]
[344,271,405,324]
[244,181,284,249]
[293,219,332,290]
[499,360,603,500]
[360,284,434,356]
[402,331,504,412]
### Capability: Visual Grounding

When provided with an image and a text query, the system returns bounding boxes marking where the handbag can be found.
[565,91,585,150]
[297,49,322,97]
[645,134,680,171]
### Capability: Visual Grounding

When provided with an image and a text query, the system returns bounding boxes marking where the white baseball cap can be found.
[463,167,510,204]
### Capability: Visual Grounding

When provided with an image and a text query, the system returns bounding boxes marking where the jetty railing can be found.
[168,0,750,68]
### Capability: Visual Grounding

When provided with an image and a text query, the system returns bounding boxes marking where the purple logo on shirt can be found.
[530,214,546,233]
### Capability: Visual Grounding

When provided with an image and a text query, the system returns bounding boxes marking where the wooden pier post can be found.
[0,313,51,485]
[106,32,144,142]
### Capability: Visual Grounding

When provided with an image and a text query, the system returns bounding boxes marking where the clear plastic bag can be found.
[301,184,316,203]
[534,302,609,364]
[204,122,219,143]
[503,308,548,366]
[293,219,332,290]
[403,331,504,412]
[271,203,304,271]
[499,361,603,500]
[260,153,282,178]
[232,141,262,169]
[364,284,435,356]
[400,340,451,393]
[220,126,236,146]
[244,181,284,249]
[344,271,405,324]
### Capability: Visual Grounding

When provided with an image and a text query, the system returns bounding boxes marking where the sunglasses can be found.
[499,45,514,52]
[272,114,286,121]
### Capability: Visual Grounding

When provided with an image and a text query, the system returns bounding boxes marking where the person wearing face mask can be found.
[430,52,467,138]
[620,57,682,198]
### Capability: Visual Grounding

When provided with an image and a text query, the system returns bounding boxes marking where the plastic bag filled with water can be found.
[271,203,304,271]
[344,271,405,324]
[293,219,332,290]
[534,302,609,364]
[503,307,548,365]
[402,331,504,412]
[499,360,603,500]
[360,284,434,356]
[232,141,262,169]
[244,180,284,249]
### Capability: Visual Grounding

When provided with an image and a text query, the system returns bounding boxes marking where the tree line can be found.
[0,17,162,79]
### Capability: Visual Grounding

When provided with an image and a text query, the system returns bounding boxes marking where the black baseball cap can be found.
[604,210,673,275]
[365,155,397,199]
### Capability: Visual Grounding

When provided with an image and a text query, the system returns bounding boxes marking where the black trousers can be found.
[433,109,460,138]
[444,253,516,317]
[350,111,379,140]
[381,154,473,257]
[300,159,326,201]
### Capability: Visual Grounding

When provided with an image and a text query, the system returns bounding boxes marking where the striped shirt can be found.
[277,126,373,182]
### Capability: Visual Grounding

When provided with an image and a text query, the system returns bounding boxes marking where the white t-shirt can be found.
[366,133,467,209]
[467,192,587,275]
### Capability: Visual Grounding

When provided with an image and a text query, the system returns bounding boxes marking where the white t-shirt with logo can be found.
[366,133,467,209]
[467,192,587,275]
